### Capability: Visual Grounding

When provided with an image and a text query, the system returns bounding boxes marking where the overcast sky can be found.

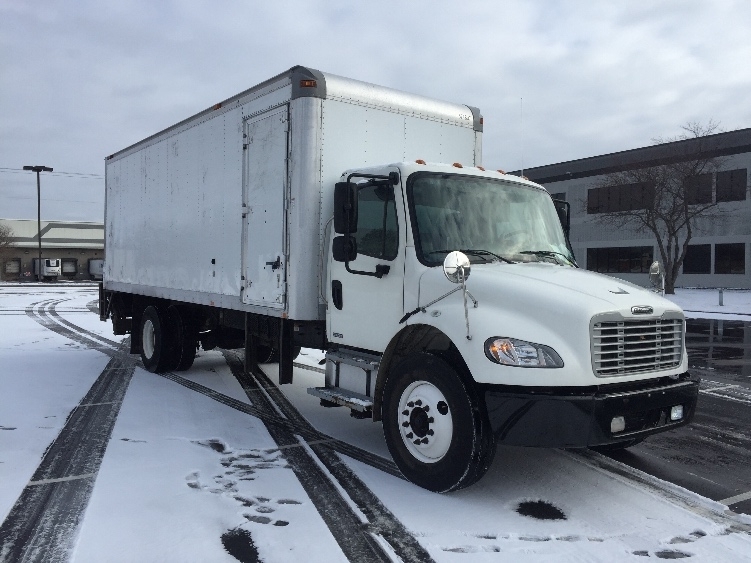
[2,0,751,222]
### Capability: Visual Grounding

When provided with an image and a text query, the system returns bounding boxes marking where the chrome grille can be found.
[592,318,683,376]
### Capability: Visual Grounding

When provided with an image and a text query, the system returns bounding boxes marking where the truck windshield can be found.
[408,172,574,267]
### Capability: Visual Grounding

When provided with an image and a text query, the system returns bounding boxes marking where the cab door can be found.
[327,170,405,352]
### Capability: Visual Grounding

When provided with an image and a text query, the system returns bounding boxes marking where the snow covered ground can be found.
[1,284,750,562]
[664,288,751,321]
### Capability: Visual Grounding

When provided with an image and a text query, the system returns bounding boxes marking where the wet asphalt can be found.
[605,319,751,516]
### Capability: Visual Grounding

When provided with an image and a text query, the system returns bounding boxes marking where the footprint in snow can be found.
[188,440,301,529]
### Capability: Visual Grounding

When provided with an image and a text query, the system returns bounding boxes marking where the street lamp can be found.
[22,165,53,282]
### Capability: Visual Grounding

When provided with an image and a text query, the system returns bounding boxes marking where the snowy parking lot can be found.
[1,284,750,562]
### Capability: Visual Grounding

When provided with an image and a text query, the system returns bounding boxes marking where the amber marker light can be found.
[415,159,426,165]
[300,79,317,88]
[452,162,463,168]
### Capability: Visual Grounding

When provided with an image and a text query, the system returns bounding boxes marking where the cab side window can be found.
[354,184,398,260]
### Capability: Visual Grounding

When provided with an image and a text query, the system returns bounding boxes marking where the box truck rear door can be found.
[241,107,289,308]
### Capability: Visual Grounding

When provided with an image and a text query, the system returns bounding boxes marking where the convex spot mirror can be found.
[648,261,663,287]
[443,251,471,284]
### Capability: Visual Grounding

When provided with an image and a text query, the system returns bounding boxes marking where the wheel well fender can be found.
[373,323,474,422]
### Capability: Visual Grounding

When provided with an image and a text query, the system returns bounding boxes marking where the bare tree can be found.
[0,223,14,256]
[588,121,726,294]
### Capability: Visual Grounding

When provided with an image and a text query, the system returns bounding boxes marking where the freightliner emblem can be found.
[631,305,653,315]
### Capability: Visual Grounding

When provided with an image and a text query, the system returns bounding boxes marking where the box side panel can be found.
[104,84,295,316]
[105,108,244,298]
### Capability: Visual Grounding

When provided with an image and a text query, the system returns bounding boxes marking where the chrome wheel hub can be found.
[398,381,453,463]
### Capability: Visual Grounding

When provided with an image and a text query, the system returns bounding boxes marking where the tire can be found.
[256,344,279,364]
[382,352,496,492]
[255,345,301,364]
[590,438,644,453]
[140,306,177,373]
[167,305,197,372]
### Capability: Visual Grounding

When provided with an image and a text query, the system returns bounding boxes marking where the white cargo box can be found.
[104,66,482,321]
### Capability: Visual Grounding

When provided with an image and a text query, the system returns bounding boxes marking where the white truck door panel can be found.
[327,171,405,352]
[242,107,288,307]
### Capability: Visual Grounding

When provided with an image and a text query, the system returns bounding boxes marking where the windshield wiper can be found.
[428,249,515,264]
[519,250,577,267]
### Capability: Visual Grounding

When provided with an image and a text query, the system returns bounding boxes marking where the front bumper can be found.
[483,372,699,448]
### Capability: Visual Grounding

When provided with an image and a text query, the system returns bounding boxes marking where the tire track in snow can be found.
[17,298,431,561]
[226,352,434,563]
[0,300,135,563]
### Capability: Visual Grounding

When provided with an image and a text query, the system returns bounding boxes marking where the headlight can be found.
[484,337,564,368]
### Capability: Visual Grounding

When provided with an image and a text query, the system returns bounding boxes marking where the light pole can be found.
[23,165,53,281]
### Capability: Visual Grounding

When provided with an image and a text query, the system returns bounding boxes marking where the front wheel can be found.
[382,353,495,492]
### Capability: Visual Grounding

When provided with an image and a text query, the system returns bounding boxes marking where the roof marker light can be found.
[477,166,486,171]
[415,159,426,165]
[213,103,222,110]
[452,162,463,168]
[497,169,506,174]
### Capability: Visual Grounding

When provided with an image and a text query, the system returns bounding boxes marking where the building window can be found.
[684,173,713,205]
[586,246,654,273]
[715,243,745,274]
[550,192,566,201]
[682,244,711,274]
[716,169,747,202]
[587,182,654,214]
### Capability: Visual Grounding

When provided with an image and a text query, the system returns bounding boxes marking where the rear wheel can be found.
[382,353,495,492]
[140,306,176,373]
[167,305,197,371]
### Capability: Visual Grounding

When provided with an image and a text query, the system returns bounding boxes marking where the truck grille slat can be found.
[592,318,683,377]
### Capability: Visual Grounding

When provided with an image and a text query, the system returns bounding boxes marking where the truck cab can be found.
[317,161,698,492]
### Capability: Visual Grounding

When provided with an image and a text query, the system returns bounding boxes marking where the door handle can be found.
[332,280,343,310]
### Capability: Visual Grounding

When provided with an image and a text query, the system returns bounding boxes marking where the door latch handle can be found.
[266,257,281,270]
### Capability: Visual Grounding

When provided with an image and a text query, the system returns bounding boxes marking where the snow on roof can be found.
[0,219,103,249]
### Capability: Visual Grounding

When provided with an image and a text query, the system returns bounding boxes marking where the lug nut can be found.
[413,439,421,445]
[428,417,434,423]
[407,401,414,408]
[406,432,413,439]
[423,405,430,412]
[402,421,410,427]
[415,399,422,406]
[428,429,434,436]
[421,438,429,444]
[402,410,409,416]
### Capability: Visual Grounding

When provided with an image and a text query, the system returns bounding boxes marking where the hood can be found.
[419,262,683,325]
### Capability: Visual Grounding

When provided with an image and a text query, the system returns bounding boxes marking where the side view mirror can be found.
[334,182,358,234]
[553,199,570,237]
[649,261,664,294]
[332,236,358,262]
[443,251,471,284]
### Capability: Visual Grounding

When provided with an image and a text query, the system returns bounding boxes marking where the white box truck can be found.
[100,66,699,491]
